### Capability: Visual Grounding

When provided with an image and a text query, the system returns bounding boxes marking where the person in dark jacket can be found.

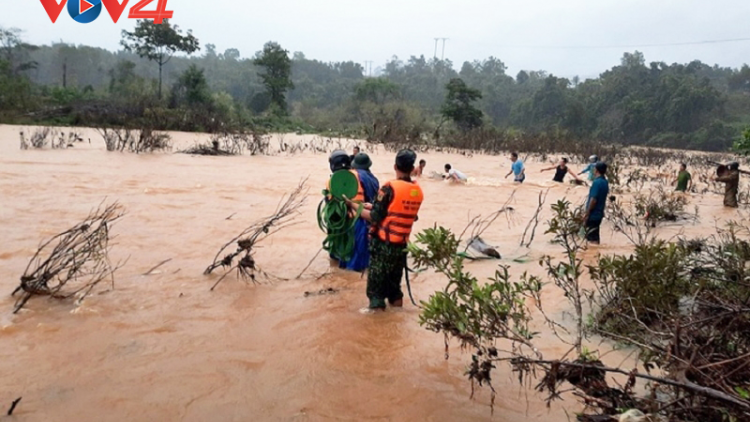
[541,157,581,183]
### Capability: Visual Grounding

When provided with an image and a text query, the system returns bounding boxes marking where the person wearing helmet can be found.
[713,162,740,208]
[344,149,424,312]
[578,155,599,181]
[325,150,376,271]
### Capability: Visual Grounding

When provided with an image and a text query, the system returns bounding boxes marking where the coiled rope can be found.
[317,191,362,262]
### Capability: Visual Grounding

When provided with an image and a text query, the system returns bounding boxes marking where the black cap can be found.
[595,162,608,175]
[729,161,740,171]
[395,149,417,173]
[329,149,351,172]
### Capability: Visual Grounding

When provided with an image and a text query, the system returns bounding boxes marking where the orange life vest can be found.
[326,169,365,203]
[376,179,424,245]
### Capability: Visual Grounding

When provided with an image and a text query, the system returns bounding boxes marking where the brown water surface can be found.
[0,125,746,421]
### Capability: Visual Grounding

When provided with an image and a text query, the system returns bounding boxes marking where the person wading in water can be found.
[583,162,610,245]
[344,150,424,312]
[714,162,741,208]
[540,157,581,183]
[674,163,692,193]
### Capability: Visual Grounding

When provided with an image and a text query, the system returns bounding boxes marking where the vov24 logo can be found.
[39,0,173,24]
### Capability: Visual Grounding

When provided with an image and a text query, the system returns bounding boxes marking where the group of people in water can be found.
[324,146,743,312]
[325,147,423,312]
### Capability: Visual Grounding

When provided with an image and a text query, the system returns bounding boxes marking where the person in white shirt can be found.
[444,164,468,183]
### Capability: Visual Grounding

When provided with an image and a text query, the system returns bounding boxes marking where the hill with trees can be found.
[2,24,750,152]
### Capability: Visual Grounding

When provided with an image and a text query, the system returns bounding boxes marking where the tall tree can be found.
[441,78,483,133]
[253,41,293,115]
[0,27,38,75]
[170,64,210,107]
[121,19,199,99]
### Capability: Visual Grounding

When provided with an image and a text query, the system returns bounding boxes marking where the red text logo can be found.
[40,0,173,24]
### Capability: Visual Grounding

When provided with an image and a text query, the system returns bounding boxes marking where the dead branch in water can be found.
[459,190,517,248]
[7,397,21,416]
[205,178,308,290]
[12,202,125,314]
[142,258,172,276]
[520,188,550,248]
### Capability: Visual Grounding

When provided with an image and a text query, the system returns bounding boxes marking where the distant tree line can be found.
[2,23,750,151]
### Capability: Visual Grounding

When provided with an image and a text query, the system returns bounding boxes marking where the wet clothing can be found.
[448,168,467,182]
[553,165,569,183]
[580,163,596,181]
[512,160,525,182]
[367,237,406,308]
[587,176,610,222]
[367,178,423,309]
[716,170,740,208]
[676,170,691,192]
[585,219,601,243]
[338,169,379,272]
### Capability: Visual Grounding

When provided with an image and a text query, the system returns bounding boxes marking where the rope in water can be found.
[317,192,362,262]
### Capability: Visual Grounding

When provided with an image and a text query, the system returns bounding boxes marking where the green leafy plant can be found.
[733,127,750,155]
[409,226,541,405]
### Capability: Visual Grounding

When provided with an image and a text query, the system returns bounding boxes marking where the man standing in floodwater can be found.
[505,152,525,183]
[349,145,360,164]
[583,162,609,245]
[540,157,581,183]
[674,163,692,193]
[714,162,740,208]
[345,150,424,312]
[412,159,427,177]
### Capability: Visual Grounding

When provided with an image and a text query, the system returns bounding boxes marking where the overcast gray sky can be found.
[5,0,750,78]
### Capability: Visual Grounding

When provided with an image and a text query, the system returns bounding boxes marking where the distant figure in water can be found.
[674,163,692,192]
[345,150,424,312]
[714,162,740,208]
[412,159,426,177]
[505,152,525,183]
[583,162,610,245]
[540,157,580,183]
[349,145,360,164]
[578,155,599,181]
[444,164,468,183]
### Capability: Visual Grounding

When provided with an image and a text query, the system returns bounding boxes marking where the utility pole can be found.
[62,58,67,88]
[433,38,439,59]
[364,61,373,77]
[440,38,449,60]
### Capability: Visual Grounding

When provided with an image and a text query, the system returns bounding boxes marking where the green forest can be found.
[2,22,750,152]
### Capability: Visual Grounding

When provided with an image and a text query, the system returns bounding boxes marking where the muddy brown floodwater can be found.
[0,125,746,422]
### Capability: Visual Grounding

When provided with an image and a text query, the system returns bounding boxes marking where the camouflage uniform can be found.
[367,184,406,309]
[717,170,740,208]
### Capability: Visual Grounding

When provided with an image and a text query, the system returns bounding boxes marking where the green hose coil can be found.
[317,191,363,262]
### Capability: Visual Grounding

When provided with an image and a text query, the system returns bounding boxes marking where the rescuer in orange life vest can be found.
[344,149,424,312]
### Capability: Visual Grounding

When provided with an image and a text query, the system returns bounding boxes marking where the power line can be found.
[479,37,750,50]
